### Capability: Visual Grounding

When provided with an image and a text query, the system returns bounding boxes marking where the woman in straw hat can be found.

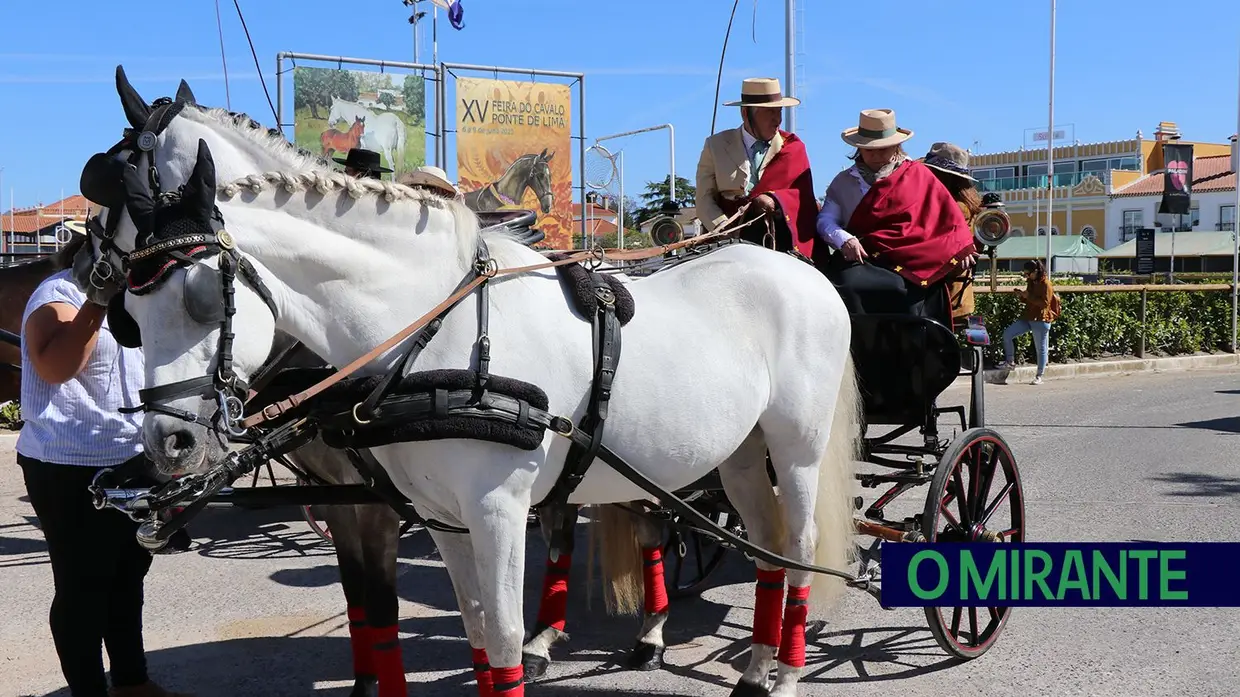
[816,108,978,326]
[921,141,984,321]
[694,77,823,262]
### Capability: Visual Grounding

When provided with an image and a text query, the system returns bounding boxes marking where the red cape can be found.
[718,131,819,258]
[846,160,975,286]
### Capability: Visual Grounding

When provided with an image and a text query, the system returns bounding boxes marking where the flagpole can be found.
[785,0,795,132]
[1046,0,1056,274]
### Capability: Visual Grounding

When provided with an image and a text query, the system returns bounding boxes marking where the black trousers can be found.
[19,453,155,697]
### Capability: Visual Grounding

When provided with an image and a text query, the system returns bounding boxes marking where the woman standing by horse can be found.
[18,216,192,697]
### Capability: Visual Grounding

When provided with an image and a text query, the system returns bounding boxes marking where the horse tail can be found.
[586,503,644,616]
[810,349,861,611]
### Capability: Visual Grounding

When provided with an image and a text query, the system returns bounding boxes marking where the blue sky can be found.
[2,0,1238,211]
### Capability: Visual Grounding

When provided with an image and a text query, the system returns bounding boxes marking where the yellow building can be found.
[967,121,1232,249]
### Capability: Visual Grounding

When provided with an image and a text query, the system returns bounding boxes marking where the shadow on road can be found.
[1174,416,1240,434]
[1147,472,1240,497]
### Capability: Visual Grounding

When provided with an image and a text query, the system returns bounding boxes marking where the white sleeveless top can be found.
[17,269,145,467]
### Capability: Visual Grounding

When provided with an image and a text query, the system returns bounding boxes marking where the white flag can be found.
[428,0,452,9]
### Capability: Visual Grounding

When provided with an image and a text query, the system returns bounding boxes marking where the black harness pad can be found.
[246,367,551,451]
[548,256,635,326]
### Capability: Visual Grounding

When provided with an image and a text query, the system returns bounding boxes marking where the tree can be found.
[630,176,695,228]
[378,92,396,109]
[403,76,426,121]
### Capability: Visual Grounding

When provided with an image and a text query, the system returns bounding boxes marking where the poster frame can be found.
[275,51,444,168]
[440,62,586,249]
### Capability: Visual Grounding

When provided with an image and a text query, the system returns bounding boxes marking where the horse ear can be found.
[544,150,554,162]
[176,79,197,106]
[183,140,217,220]
[115,65,151,130]
[121,164,156,236]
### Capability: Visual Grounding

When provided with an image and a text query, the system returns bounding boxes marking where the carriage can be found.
[84,205,1024,665]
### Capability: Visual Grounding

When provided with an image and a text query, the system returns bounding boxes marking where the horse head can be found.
[77,66,293,474]
[527,149,554,214]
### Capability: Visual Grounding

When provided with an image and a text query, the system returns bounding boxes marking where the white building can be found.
[1107,137,1237,241]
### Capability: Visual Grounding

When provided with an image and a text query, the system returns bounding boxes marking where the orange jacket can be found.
[1019,276,1058,322]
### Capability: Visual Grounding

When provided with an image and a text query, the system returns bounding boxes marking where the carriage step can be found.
[854,496,863,510]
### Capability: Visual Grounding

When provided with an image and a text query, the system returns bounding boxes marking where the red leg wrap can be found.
[371,624,407,697]
[777,585,810,668]
[347,606,375,678]
[490,666,524,696]
[642,546,669,616]
[472,648,494,697]
[535,553,572,631]
[753,568,786,648]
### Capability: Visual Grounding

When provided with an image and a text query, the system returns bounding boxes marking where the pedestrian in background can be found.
[1000,259,1060,385]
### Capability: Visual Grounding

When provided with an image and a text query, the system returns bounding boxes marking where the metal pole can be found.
[275,53,285,135]
[412,8,419,65]
[618,150,625,250]
[785,0,795,133]
[1233,44,1239,352]
[579,74,587,249]
[596,124,676,202]
[1046,0,1055,274]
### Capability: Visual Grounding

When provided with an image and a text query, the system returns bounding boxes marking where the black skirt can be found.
[822,252,952,328]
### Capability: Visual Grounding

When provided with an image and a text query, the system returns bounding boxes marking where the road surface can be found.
[2,367,1239,696]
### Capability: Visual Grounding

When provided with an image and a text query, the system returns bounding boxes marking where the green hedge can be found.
[973,284,1237,366]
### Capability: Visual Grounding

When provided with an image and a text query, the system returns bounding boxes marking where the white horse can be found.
[327,96,408,171]
[82,69,861,697]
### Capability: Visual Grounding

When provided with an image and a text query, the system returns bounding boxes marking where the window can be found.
[1221,205,1236,231]
[1156,204,1198,231]
[1081,225,1097,242]
[1121,209,1144,243]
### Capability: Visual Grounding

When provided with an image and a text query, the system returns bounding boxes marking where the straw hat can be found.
[841,108,914,149]
[402,166,460,197]
[921,142,977,183]
[724,77,800,108]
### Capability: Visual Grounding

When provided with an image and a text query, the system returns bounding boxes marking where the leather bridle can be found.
[82,97,279,441]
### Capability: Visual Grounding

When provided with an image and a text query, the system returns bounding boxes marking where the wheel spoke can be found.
[969,607,979,644]
[938,502,961,531]
[950,606,962,638]
[951,466,971,529]
[972,445,999,524]
[979,482,1014,528]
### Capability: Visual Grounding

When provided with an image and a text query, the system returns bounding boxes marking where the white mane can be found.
[177,104,538,267]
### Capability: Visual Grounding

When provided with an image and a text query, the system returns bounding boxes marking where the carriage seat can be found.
[850,313,962,427]
[477,209,544,247]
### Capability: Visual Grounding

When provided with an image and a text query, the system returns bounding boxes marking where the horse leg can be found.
[759,360,859,697]
[358,501,405,697]
[464,488,531,696]
[717,428,790,697]
[521,503,576,681]
[428,528,493,697]
[321,502,379,697]
[626,509,669,671]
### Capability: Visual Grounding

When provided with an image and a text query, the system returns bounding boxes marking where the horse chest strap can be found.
[538,270,624,508]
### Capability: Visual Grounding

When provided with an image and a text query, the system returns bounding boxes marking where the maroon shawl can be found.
[717,131,819,259]
[846,160,975,286]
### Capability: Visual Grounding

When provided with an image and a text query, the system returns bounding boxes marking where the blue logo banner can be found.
[880,543,1240,607]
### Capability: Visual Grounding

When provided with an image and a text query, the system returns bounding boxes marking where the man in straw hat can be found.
[399,165,461,199]
[694,77,822,261]
[816,108,977,325]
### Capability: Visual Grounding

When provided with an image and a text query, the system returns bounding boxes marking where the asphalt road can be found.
[3,367,1239,697]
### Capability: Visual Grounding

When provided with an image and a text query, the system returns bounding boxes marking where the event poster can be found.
[456,77,573,249]
[292,66,426,177]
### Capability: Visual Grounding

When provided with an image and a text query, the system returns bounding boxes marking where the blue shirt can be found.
[16,269,145,466]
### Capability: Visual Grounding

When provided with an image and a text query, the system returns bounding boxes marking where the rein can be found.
[240,207,752,430]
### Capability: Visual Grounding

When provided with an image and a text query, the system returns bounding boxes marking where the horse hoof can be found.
[348,676,378,697]
[626,641,665,671]
[729,679,771,697]
[522,653,549,682]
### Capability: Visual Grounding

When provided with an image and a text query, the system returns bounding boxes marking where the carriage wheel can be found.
[661,497,734,600]
[921,427,1024,660]
[296,477,335,546]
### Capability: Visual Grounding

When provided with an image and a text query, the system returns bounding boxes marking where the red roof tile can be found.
[1111,154,1235,197]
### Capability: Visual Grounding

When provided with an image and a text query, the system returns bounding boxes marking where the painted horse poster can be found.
[292,65,426,176]
[456,76,573,249]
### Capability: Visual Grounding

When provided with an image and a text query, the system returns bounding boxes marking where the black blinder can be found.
[80,152,127,208]
[183,262,226,325]
[107,292,143,349]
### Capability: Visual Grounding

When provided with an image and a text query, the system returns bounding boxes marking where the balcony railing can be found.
[975,167,1140,193]
[1217,222,1236,231]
